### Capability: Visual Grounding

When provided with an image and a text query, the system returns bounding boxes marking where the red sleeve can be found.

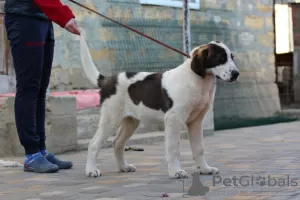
[34,0,75,28]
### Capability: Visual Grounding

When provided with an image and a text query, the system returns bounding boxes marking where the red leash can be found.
[68,0,191,58]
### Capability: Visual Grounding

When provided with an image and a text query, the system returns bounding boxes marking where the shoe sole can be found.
[58,164,73,170]
[24,167,59,173]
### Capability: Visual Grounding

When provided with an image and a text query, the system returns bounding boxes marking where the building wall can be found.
[1,0,281,121]
[52,0,280,120]
[292,4,300,46]
[0,0,16,94]
[291,3,300,103]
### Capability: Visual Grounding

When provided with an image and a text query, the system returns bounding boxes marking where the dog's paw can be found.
[85,165,102,177]
[169,169,188,179]
[119,164,136,173]
[197,166,219,175]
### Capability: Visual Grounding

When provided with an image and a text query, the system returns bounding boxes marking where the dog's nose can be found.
[230,70,240,81]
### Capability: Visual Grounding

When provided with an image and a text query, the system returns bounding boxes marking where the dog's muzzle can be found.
[230,70,240,82]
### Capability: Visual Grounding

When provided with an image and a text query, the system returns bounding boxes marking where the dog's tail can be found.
[80,34,101,86]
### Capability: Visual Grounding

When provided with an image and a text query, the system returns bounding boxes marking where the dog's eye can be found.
[219,55,227,62]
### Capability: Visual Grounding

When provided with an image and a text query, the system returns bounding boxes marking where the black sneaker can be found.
[45,153,73,169]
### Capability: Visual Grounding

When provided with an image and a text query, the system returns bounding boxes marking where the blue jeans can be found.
[5,14,54,154]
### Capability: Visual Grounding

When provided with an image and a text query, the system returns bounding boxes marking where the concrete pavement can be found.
[1,121,300,200]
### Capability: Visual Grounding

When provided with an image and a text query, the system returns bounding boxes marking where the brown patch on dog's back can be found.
[98,75,118,105]
[128,73,173,113]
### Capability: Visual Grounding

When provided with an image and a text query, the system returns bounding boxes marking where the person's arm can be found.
[33,0,75,28]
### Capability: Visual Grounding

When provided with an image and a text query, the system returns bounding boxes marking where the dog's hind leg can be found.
[85,111,121,177]
[113,116,140,172]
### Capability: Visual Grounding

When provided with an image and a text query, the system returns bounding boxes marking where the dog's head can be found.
[190,41,239,82]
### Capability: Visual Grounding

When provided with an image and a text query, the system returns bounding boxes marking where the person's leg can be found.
[36,22,73,169]
[5,14,58,173]
[36,22,54,152]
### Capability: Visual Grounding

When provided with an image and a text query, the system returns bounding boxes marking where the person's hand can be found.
[65,18,80,35]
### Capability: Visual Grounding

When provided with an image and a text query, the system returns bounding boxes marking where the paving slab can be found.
[1,121,300,200]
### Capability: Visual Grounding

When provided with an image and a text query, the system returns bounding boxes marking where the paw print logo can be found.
[187,172,209,196]
[255,176,266,186]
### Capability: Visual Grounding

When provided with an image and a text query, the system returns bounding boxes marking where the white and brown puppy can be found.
[80,35,239,179]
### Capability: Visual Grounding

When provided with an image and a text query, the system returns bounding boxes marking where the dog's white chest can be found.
[186,82,212,106]
[185,82,215,123]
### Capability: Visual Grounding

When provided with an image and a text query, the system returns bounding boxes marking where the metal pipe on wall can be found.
[183,0,191,60]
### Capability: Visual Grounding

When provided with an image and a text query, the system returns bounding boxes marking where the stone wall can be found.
[0,96,77,157]
[51,0,280,121]
[0,0,281,125]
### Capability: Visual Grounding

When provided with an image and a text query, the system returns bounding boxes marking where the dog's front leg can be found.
[164,114,187,179]
[187,116,219,175]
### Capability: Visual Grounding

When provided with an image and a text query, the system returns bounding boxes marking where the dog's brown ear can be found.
[191,47,208,78]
